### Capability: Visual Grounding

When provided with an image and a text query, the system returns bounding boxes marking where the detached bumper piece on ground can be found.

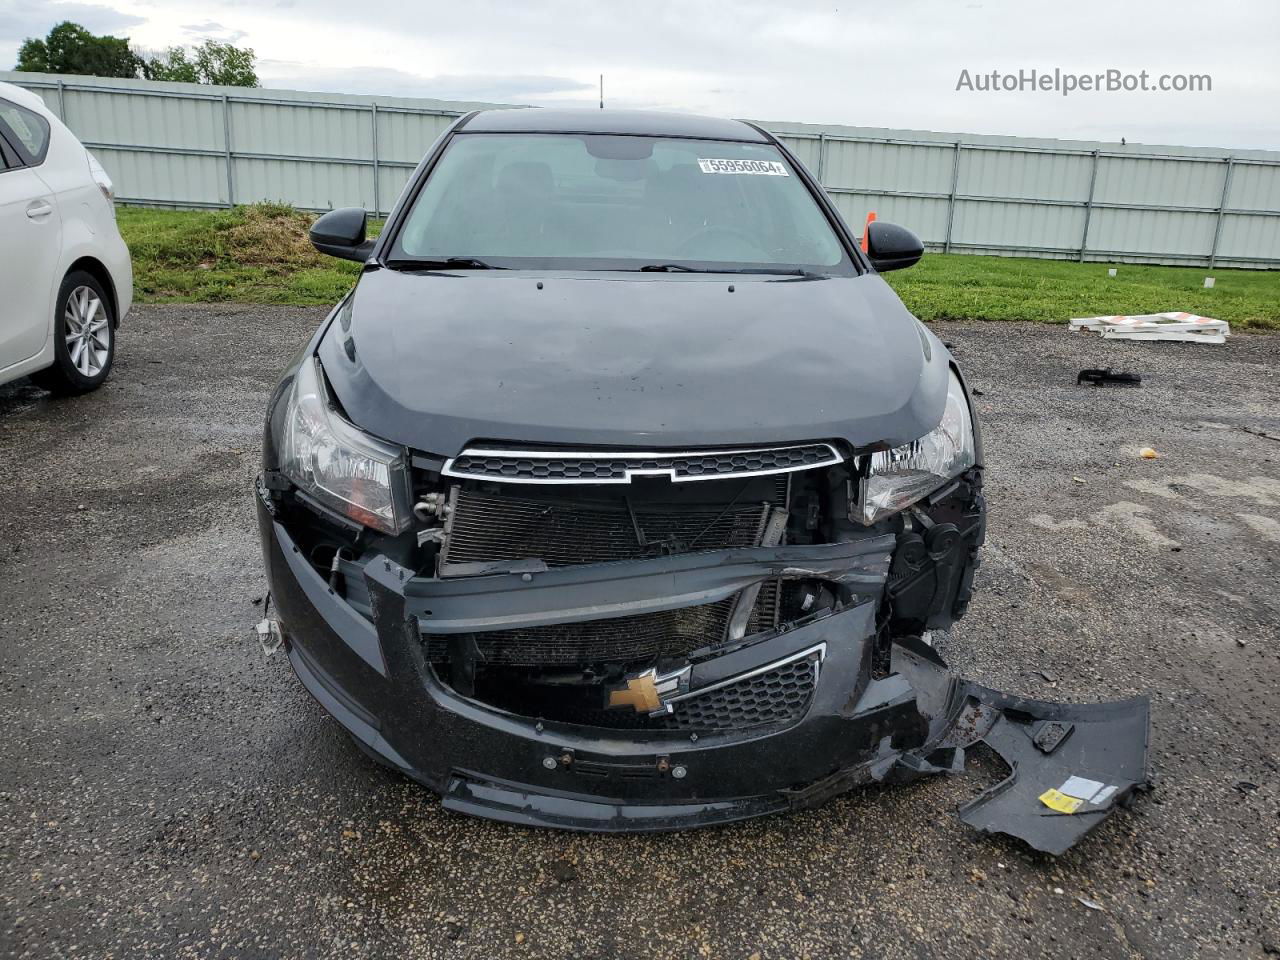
[257,447,1150,853]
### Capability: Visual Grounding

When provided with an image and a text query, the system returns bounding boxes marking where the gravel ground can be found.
[1,305,1278,960]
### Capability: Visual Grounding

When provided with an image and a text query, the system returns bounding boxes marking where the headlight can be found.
[279,356,412,533]
[858,369,976,524]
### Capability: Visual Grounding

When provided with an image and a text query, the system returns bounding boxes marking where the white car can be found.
[0,81,132,394]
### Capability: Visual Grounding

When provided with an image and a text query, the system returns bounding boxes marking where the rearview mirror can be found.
[310,207,374,262]
[865,221,924,272]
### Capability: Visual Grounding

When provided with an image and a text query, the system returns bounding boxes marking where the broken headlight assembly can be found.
[858,369,975,524]
[278,356,412,534]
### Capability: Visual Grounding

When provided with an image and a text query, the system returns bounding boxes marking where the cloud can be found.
[257,61,594,102]
[0,0,145,67]
[244,0,1280,148]
[4,0,1276,149]
[180,21,248,43]
[0,0,144,38]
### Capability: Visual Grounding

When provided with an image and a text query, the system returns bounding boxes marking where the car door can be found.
[0,98,62,372]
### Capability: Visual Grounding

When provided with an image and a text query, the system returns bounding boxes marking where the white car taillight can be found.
[87,152,115,213]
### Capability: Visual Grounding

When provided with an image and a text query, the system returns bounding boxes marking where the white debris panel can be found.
[1069,312,1230,344]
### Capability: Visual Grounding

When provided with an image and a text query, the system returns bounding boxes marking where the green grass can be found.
[883,251,1279,330]
[118,203,378,305]
[118,204,1280,329]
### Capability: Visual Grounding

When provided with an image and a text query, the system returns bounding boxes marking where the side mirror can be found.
[310,207,374,262]
[865,221,924,272]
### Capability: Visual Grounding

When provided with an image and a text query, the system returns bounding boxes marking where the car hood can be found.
[317,269,951,457]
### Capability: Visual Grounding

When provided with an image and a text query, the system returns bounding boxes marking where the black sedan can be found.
[255,108,1149,851]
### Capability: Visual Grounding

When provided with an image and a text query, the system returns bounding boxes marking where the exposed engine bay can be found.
[277,443,982,729]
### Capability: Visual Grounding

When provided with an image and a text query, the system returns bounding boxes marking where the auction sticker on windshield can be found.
[697,158,789,176]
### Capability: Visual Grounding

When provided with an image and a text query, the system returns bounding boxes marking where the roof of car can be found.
[459,108,771,143]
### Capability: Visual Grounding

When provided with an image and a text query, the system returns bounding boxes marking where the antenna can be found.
[599,74,604,110]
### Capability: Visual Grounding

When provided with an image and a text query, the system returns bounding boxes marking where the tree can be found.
[13,21,259,88]
[15,21,142,78]
[193,41,257,87]
[140,47,198,84]
[143,40,258,87]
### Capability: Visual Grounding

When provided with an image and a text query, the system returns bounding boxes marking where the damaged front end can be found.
[257,369,1151,851]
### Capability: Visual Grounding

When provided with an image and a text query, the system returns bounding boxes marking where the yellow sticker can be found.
[1039,788,1085,814]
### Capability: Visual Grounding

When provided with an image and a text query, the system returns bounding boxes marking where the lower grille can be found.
[667,656,817,730]
[466,652,818,731]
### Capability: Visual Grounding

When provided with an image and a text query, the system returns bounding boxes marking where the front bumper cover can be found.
[259,497,1150,852]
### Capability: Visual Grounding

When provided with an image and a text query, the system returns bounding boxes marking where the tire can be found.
[31,270,116,395]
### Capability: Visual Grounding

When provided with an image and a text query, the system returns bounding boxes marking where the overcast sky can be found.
[2,0,1277,150]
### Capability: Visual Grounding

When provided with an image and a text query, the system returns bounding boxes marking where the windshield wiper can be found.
[752,268,829,280]
[636,263,828,279]
[384,257,506,271]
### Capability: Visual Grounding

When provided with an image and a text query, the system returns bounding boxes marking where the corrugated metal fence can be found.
[6,71,1279,269]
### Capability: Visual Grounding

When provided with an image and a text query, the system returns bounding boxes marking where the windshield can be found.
[389,133,852,273]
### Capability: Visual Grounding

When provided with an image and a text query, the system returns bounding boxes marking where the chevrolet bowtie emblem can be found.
[606,665,691,715]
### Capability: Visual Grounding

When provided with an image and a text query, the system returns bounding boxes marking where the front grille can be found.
[443,443,842,484]
[440,486,784,570]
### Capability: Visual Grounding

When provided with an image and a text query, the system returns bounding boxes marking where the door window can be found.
[0,99,51,165]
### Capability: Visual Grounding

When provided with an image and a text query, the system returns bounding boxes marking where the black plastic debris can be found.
[955,688,1151,855]
[889,640,1152,855]
[1078,368,1142,387]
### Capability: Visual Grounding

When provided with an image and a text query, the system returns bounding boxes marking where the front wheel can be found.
[31,271,115,395]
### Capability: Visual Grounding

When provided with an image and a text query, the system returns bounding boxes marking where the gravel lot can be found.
[2,305,1278,960]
